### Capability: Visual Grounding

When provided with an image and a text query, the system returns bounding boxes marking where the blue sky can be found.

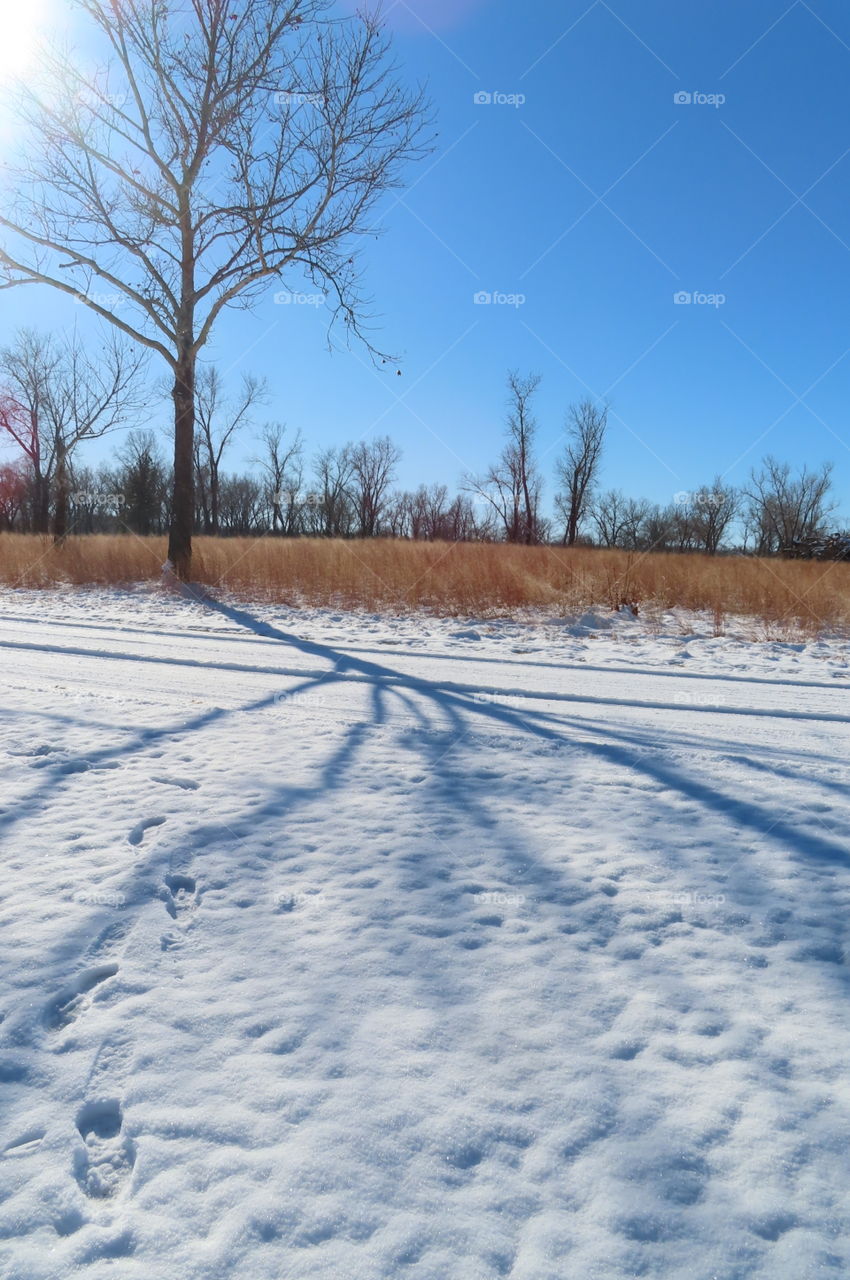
[4,0,850,520]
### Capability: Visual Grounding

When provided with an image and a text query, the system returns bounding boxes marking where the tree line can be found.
[0,333,843,557]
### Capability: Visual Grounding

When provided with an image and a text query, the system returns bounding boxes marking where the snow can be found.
[1,585,849,1279]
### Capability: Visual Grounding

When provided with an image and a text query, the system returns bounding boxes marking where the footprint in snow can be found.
[74,1099,135,1199]
[85,918,134,961]
[163,873,197,920]
[152,776,200,791]
[128,817,166,847]
[45,964,119,1032]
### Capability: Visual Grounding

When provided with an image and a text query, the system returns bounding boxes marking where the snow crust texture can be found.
[0,588,849,1279]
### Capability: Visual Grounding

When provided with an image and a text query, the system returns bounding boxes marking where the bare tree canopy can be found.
[687,479,739,555]
[195,367,267,534]
[0,0,428,575]
[0,327,147,540]
[555,399,607,546]
[466,371,545,544]
[349,435,401,537]
[256,421,304,534]
[744,457,835,555]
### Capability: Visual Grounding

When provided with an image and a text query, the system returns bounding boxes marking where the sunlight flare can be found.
[0,1,48,84]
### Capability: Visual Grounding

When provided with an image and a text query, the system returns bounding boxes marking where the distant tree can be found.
[68,462,123,534]
[555,400,607,546]
[0,461,29,531]
[0,0,428,576]
[310,446,356,537]
[257,424,304,535]
[466,372,543,544]
[0,329,146,541]
[219,474,264,536]
[385,489,413,539]
[195,368,266,535]
[637,503,672,552]
[687,479,739,555]
[743,458,835,554]
[117,430,169,535]
[591,488,627,547]
[349,436,401,537]
[389,484,485,542]
[592,490,652,550]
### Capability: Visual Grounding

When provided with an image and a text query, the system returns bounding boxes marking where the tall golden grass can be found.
[1,533,849,632]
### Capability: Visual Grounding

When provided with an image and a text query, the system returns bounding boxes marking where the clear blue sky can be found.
[4,0,850,519]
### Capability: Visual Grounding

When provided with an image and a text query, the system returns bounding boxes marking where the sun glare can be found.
[0,0,48,84]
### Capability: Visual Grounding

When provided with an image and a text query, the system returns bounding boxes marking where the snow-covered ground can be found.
[1,586,849,1280]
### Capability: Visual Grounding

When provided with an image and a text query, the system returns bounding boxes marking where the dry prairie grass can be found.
[1,533,849,633]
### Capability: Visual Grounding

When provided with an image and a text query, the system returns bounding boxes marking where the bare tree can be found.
[466,372,543,544]
[743,458,835,554]
[0,329,146,540]
[592,492,651,550]
[0,462,29,532]
[686,479,739,555]
[591,488,628,547]
[195,367,266,534]
[384,489,413,538]
[257,423,304,534]
[349,436,401,537]
[0,1,427,576]
[310,445,355,537]
[388,484,484,541]
[219,474,265,535]
[555,400,607,546]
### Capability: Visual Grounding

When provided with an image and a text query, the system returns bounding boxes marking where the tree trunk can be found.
[566,484,580,547]
[168,349,195,579]
[53,436,68,545]
[169,200,196,580]
[210,461,219,536]
[33,472,50,534]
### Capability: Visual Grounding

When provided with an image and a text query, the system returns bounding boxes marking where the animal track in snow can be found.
[74,1099,135,1199]
[128,816,166,847]
[45,964,119,1031]
[152,775,200,791]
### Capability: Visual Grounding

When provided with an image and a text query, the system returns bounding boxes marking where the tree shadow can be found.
[3,590,849,1048]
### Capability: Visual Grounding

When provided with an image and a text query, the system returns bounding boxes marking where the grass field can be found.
[1,532,848,633]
